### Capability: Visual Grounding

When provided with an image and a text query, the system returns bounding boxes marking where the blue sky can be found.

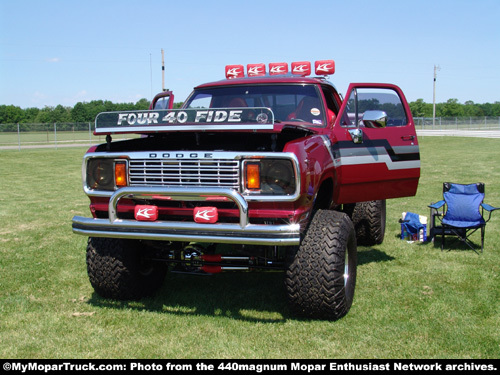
[1,0,499,108]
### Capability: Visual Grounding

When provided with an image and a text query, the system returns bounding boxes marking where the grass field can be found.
[0,136,499,359]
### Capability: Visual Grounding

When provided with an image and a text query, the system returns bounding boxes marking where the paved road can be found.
[0,143,92,150]
[417,129,500,138]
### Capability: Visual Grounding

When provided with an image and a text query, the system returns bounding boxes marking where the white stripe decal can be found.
[334,154,420,170]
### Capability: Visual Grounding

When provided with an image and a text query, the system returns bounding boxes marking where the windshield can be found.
[184,84,326,127]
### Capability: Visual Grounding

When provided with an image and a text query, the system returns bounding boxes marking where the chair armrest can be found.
[481,203,499,212]
[429,200,445,209]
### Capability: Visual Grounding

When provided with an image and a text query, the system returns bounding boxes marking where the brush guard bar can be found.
[72,187,301,246]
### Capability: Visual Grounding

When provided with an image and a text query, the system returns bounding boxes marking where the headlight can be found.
[262,160,295,194]
[244,159,296,195]
[86,159,116,191]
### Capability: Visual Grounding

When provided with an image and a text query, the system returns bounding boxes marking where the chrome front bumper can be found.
[72,187,301,246]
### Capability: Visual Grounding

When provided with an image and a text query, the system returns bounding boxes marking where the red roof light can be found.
[225,65,245,79]
[247,63,266,77]
[269,62,289,75]
[315,60,335,75]
[291,61,311,76]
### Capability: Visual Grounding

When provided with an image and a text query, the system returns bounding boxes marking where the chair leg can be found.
[481,226,485,253]
[441,227,445,251]
[458,228,479,254]
[442,226,482,254]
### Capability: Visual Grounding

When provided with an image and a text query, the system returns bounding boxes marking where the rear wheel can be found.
[350,200,386,246]
[285,210,357,320]
[86,237,167,300]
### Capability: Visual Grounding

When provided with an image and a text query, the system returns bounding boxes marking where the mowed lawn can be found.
[0,136,499,359]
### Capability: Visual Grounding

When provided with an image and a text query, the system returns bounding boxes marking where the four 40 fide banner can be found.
[94,108,275,134]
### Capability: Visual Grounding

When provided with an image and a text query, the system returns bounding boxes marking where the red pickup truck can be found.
[72,60,420,320]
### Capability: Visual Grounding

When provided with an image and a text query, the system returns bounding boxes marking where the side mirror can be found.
[362,110,387,128]
[349,128,363,144]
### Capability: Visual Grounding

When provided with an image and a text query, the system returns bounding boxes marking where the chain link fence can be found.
[414,116,500,130]
[0,122,136,150]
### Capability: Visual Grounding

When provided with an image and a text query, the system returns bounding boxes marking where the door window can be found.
[340,88,407,127]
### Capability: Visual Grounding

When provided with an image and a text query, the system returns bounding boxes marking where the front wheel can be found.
[285,210,357,320]
[86,237,167,300]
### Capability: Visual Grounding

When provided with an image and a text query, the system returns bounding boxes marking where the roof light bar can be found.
[247,63,266,77]
[269,62,288,75]
[225,60,334,79]
[225,65,245,79]
[291,61,311,76]
[315,60,335,75]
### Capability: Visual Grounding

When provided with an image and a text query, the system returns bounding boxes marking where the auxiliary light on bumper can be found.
[72,187,301,246]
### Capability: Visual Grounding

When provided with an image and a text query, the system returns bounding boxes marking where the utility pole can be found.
[150,53,153,100]
[162,49,165,92]
[433,65,440,128]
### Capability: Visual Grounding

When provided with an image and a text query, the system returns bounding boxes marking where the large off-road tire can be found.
[86,237,167,300]
[351,200,386,246]
[285,210,357,320]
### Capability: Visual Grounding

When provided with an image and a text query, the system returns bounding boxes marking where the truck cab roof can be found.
[194,74,337,90]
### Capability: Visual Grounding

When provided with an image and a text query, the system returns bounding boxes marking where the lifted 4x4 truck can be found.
[72,60,420,320]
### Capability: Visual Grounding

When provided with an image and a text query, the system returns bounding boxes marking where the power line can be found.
[432,64,441,128]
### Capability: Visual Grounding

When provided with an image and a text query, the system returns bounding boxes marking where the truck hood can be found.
[93,122,318,153]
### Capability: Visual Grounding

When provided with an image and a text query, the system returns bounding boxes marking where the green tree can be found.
[85,100,106,121]
[0,105,24,123]
[53,105,72,122]
[439,98,464,117]
[135,98,150,110]
[409,99,432,117]
[479,102,500,117]
[23,107,40,123]
[72,102,88,122]
[34,106,55,124]
[463,101,484,117]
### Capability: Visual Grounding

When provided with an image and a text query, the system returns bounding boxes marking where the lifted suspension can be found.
[149,243,286,274]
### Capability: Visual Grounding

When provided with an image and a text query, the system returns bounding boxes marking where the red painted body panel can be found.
[80,75,420,242]
[330,83,420,203]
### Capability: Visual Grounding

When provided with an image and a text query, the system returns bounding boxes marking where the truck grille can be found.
[128,159,240,189]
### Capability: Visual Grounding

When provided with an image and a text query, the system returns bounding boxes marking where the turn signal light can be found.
[245,163,260,190]
[115,162,127,187]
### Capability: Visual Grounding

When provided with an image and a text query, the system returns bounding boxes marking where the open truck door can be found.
[150,90,175,110]
[332,83,420,204]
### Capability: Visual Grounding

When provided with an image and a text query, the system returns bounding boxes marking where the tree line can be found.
[1,98,499,127]
[409,98,500,118]
[0,99,151,125]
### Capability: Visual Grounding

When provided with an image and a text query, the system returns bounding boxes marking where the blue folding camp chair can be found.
[428,182,498,253]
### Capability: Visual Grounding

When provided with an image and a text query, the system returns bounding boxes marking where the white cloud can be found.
[32,91,48,103]
[74,90,88,99]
